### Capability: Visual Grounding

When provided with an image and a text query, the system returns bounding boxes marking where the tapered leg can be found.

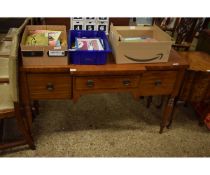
[19,71,33,129]
[160,96,175,134]
[14,103,35,150]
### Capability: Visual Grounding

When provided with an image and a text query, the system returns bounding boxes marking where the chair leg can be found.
[0,119,4,143]
[14,103,35,150]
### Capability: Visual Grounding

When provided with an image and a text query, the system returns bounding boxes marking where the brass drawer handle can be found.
[123,80,131,86]
[46,83,54,91]
[86,80,95,87]
[154,80,162,86]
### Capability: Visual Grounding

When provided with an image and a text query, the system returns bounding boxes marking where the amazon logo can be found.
[124,53,163,62]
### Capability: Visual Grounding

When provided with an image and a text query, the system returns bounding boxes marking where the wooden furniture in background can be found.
[109,18,130,26]
[154,18,208,51]
[0,19,35,150]
[196,29,210,54]
[20,49,188,134]
[41,17,130,32]
[42,18,71,30]
[178,51,210,125]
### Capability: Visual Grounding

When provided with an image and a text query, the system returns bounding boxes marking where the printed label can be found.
[49,50,65,56]
[54,46,61,50]
[68,48,76,51]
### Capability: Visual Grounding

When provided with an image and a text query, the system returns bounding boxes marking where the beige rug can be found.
[1,93,210,157]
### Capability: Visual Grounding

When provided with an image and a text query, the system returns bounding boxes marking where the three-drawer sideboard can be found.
[19,49,189,133]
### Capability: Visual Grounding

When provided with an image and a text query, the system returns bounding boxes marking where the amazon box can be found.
[109,24,172,64]
[21,25,68,66]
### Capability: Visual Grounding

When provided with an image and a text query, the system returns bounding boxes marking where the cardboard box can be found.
[21,25,68,66]
[109,24,173,64]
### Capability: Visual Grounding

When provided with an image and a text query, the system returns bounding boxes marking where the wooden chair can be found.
[0,19,35,150]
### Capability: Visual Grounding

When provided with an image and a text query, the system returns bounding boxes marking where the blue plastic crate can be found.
[68,30,111,65]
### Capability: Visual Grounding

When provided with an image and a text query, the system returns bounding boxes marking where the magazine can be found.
[25,30,62,47]
[75,38,104,51]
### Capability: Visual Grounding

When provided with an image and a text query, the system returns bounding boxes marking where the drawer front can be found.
[139,71,177,95]
[27,74,71,99]
[75,75,140,90]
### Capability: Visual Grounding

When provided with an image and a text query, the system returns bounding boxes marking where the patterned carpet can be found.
[1,93,210,157]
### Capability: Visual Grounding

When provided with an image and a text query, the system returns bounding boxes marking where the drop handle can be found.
[86,80,95,87]
[123,80,131,86]
[46,83,54,91]
[154,80,162,86]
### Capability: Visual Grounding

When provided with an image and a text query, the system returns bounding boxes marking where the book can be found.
[25,30,63,47]
[75,38,104,51]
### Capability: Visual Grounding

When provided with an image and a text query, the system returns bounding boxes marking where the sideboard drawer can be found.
[27,74,72,99]
[75,75,140,90]
[139,71,177,95]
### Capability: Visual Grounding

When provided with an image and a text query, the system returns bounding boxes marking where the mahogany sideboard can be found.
[19,49,189,134]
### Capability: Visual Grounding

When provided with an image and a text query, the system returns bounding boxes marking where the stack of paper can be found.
[75,38,104,51]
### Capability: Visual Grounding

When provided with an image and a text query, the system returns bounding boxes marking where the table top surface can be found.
[21,49,189,75]
[179,51,210,72]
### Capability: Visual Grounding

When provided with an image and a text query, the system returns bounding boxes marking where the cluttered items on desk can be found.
[109,24,173,64]
[21,25,68,66]
[68,30,111,65]
[75,38,104,51]
[24,30,66,47]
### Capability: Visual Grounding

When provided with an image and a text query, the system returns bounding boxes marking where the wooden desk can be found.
[20,49,188,134]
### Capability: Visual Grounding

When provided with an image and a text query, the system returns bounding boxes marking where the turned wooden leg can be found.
[14,103,35,150]
[160,96,175,134]
[166,97,178,129]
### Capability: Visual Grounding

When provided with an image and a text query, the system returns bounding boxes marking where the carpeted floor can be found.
[1,93,210,157]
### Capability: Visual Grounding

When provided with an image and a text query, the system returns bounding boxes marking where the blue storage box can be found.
[68,30,111,64]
